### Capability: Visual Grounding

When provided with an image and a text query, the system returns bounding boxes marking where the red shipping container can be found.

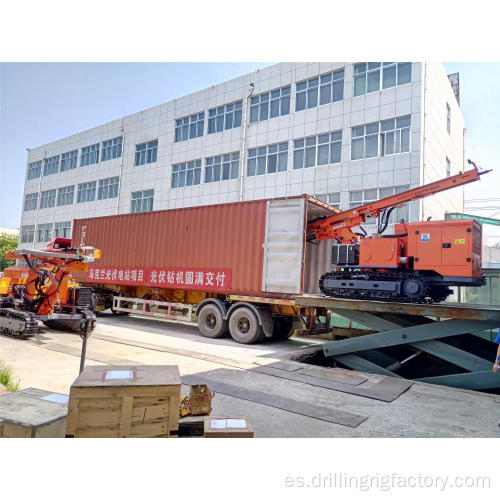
[72,195,338,297]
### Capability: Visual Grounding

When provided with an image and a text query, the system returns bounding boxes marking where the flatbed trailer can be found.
[294,295,500,391]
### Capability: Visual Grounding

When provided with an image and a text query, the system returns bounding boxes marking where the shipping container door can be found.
[261,198,305,294]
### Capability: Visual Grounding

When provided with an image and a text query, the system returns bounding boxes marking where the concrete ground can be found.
[1,312,499,437]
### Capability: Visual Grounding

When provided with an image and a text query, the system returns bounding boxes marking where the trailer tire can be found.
[272,316,296,340]
[197,304,228,339]
[228,306,263,344]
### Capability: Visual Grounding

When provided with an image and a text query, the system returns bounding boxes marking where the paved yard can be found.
[1,312,499,437]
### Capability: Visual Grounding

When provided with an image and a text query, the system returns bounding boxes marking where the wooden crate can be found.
[204,416,254,438]
[0,388,69,438]
[66,365,181,438]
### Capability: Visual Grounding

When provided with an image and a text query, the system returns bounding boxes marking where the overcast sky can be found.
[1,62,499,241]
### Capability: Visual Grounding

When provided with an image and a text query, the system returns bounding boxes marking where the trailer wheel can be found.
[228,306,263,344]
[197,304,228,339]
[272,316,295,340]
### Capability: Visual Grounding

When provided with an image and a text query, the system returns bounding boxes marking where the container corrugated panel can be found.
[72,199,270,295]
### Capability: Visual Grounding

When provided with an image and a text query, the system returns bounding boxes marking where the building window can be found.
[77,181,97,203]
[43,155,60,176]
[351,123,379,160]
[37,223,53,243]
[353,62,412,97]
[315,193,340,209]
[27,161,42,180]
[293,131,342,169]
[24,193,38,211]
[171,160,202,188]
[175,112,204,142]
[446,157,451,177]
[250,86,291,123]
[98,176,119,200]
[20,225,35,244]
[350,186,410,224]
[208,101,242,134]
[296,70,344,111]
[54,221,72,239]
[81,144,100,166]
[381,116,411,155]
[205,153,240,183]
[135,139,158,166]
[446,103,451,134]
[352,116,411,160]
[40,189,56,209]
[61,150,78,172]
[131,189,154,213]
[57,185,74,206]
[101,137,123,161]
[247,143,288,176]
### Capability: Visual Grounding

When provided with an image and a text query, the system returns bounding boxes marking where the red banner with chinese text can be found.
[85,266,232,292]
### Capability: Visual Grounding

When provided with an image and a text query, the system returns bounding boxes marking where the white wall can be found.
[421,63,465,220]
[20,62,427,248]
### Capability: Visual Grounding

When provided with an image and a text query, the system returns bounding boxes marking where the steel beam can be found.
[409,339,492,372]
[332,354,401,377]
[417,371,500,390]
[323,319,500,357]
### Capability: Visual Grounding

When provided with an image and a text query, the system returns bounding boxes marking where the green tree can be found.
[0,234,18,271]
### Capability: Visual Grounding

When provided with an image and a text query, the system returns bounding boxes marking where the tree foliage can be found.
[0,234,18,271]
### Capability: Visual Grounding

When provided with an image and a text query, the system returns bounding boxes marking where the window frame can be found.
[293,131,342,169]
[175,112,205,142]
[171,160,202,188]
[27,160,42,180]
[43,155,60,176]
[135,139,158,166]
[296,69,344,112]
[101,137,123,162]
[97,176,120,200]
[39,189,56,209]
[353,62,412,97]
[56,185,75,206]
[60,150,78,172]
[131,189,154,213]
[249,86,291,123]
[205,152,240,183]
[37,222,53,243]
[20,225,35,243]
[77,181,97,203]
[54,221,72,239]
[80,143,100,167]
[207,101,243,134]
[247,143,288,176]
[24,192,38,212]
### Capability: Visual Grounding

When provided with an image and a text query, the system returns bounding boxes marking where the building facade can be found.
[19,62,465,248]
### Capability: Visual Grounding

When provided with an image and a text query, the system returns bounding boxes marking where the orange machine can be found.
[308,160,489,303]
[0,237,100,337]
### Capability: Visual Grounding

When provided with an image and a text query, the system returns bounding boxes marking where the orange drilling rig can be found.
[0,237,100,338]
[307,160,491,303]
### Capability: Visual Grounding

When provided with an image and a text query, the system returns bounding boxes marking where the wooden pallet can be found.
[66,365,181,438]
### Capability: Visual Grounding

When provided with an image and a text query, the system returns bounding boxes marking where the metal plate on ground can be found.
[181,375,367,428]
[251,365,413,402]
[295,365,367,386]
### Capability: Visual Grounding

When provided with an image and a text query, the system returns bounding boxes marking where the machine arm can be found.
[308,160,491,242]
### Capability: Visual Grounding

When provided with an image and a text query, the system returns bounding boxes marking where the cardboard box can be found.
[66,365,181,438]
[189,384,213,415]
[204,416,254,438]
[0,388,68,438]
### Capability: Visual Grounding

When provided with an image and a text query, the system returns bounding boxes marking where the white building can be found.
[19,62,465,248]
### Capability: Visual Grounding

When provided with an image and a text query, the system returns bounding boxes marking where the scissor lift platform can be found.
[294,295,500,391]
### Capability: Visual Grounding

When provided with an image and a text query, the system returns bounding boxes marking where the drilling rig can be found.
[0,237,100,338]
[307,161,491,303]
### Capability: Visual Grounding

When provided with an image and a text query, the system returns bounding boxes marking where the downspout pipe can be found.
[239,83,254,201]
